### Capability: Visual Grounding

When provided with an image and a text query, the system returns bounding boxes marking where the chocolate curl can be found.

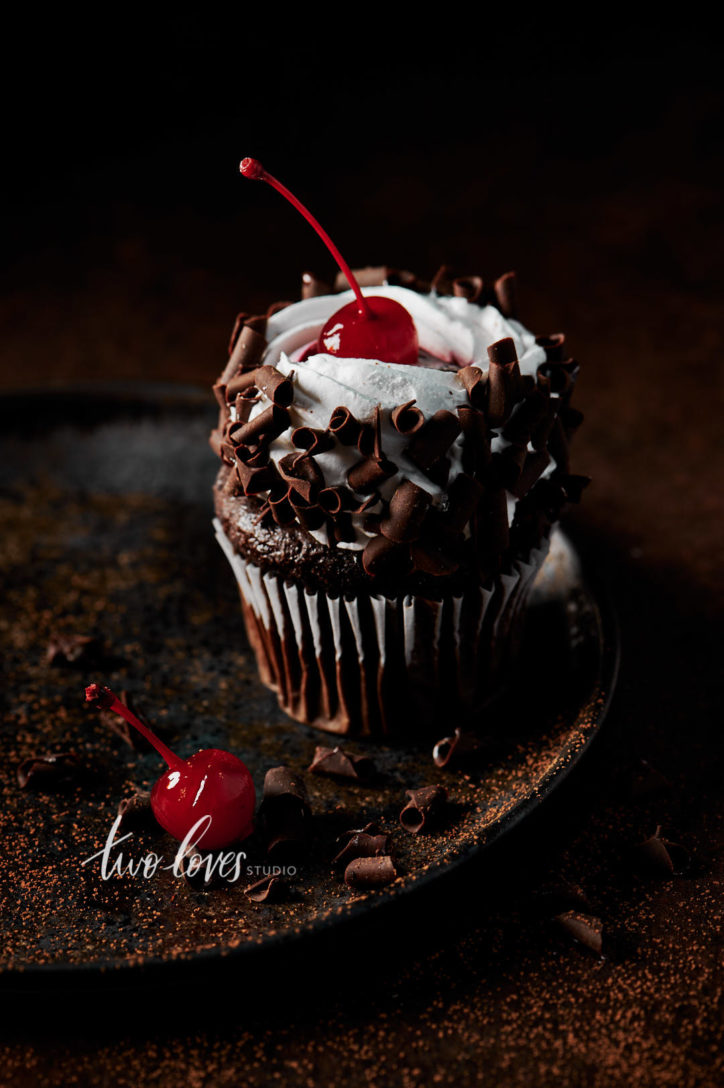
[227,312,249,356]
[487,338,522,427]
[301,271,332,299]
[46,633,101,667]
[492,444,527,490]
[288,495,325,532]
[379,480,431,543]
[254,365,294,408]
[344,856,397,889]
[432,729,481,768]
[117,788,153,830]
[410,538,460,577]
[362,534,412,579]
[457,365,487,407]
[268,483,296,527]
[259,766,311,858]
[536,333,566,362]
[236,459,275,496]
[266,300,293,318]
[390,400,424,435]
[17,752,82,790]
[226,320,267,377]
[494,271,518,318]
[405,410,461,472]
[537,362,574,398]
[225,368,260,403]
[510,450,551,498]
[457,404,491,476]
[633,826,690,877]
[503,387,550,446]
[333,514,357,543]
[357,405,383,459]
[431,264,454,295]
[245,874,286,903]
[328,405,363,446]
[278,453,323,503]
[399,785,448,834]
[555,912,604,956]
[333,266,389,290]
[291,426,335,459]
[228,404,290,447]
[212,381,229,412]
[308,745,375,781]
[333,831,390,868]
[318,486,353,516]
[453,275,484,302]
[347,456,397,494]
[445,473,484,532]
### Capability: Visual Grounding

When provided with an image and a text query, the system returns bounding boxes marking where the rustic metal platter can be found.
[0,385,618,991]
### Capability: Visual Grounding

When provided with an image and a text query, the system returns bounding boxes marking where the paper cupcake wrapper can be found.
[214,518,549,738]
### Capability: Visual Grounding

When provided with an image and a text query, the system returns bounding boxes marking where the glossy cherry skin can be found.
[317,295,419,366]
[150,749,256,850]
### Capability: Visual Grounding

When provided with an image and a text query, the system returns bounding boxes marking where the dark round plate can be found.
[0,385,618,992]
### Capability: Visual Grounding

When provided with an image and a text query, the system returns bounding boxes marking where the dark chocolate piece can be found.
[344,855,397,889]
[405,410,461,472]
[45,633,101,667]
[254,365,294,407]
[457,365,487,406]
[17,752,82,790]
[379,481,431,544]
[291,426,335,458]
[390,400,424,435]
[328,406,363,445]
[554,911,604,956]
[228,404,289,447]
[432,728,481,768]
[362,534,412,578]
[333,831,390,868]
[259,766,311,859]
[633,826,690,876]
[308,745,375,781]
[244,874,286,903]
[399,785,448,834]
[347,456,397,494]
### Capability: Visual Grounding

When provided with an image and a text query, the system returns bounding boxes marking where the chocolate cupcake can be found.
[210,268,586,738]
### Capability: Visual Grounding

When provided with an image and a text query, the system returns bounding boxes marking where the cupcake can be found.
[209,162,586,738]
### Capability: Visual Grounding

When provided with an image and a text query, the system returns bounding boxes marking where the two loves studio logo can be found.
[82,814,298,886]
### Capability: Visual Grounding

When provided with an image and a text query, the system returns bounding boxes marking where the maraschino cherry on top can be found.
[239,157,419,367]
[85,684,255,850]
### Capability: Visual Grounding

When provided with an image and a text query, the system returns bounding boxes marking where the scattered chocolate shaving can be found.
[45,633,101,667]
[308,745,375,781]
[357,405,384,459]
[17,752,82,790]
[510,450,551,498]
[344,855,397,890]
[431,264,454,295]
[226,320,267,375]
[244,874,286,903]
[225,368,260,402]
[633,826,690,877]
[267,484,296,527]
[336,820,380,843]
[399,785,448,834]
[334,266,389,290]
[266,300,293,318]
[554,910,604,956]
[334,832,391,868]
[379,481,431,543]
[410,538,461,577]
[116,788,153,830]
[235,459,275,496]
[301,271,332,298]
[432,728,481,768]
[391,400,424,435]
[405,410,461,472]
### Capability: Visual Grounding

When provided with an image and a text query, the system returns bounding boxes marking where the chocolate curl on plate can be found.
[362,534,412,578]
[328,405,363,446]
[494,271,518,318]
[291,426,335,459]
[445,473,484,532]
[309,745,375,781]
[391,399,424,435]
[17,752,82,790]
[399,785,448,834]
[457,365,487,407]
[405,410,461,472]
[245,874,287,903]
[278,453,323,503]
[510,450,551,498]
[453,275,484,302]
[554,911,604,956]
[259,765,311,858]
[228,404,290,447]
[347,456,397,494]
[344,856,397,889]
[117,787,153,830]
[46,633,101,667]
[433,729,481,768]
[302,270,332,299]
[487,338,522,427]
[254,365,294,408]
[318,485,353,516]
[633,825,690,877]
[334,829,390,868]
[268,483,296,527]
[379,480,431,543]
[536,333,566,362]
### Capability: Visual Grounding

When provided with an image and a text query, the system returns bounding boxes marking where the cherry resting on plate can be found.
[85,684,255,849]
[240,157,419,367]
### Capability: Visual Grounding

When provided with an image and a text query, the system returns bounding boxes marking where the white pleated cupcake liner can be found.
[214,518,549,738]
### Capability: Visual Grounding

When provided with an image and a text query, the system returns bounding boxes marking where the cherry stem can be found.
[85,685,184,771]
[240,157,371,320]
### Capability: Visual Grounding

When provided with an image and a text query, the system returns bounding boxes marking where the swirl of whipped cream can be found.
[238,287,548,551]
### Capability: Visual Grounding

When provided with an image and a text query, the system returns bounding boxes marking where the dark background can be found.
[2,16,723,1087]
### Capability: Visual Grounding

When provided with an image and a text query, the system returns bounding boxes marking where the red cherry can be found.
[240,157,419,366]
[85,684,255,849]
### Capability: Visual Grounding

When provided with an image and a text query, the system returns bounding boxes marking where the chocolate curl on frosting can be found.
[226,318,267,377]
[308,745,375,781]
[344,856,398,890]
[291,426,335,459]
[510,450,551,498]
[431,264,454,295]
[228,404,290,447]
[268,483,296,527]
[333,266,416,291]
[405,410,461,472]
[302,271,332,298]
[227,312,248,357]
[399,785,448,834]
[225,368,260,403]
[494,271,519,318]
[391,400,424,435]
[347,455,397,494]
[259,765,311,858]
[445,473,484,532]
[328,406,363,446]
[487,338,522,427]
[362,534,412,579]
[253,365,294,407]
[503,386,550,446]
[379,480,431,543]
[278,453,323,503]
[536,333,567,362]
[410,536,461,577]
[318,485,353,516]
[357,405,384,459]
[453,275,484,303]
[457,404,492,477]
[457,365,487,407]
[288,494,325,532]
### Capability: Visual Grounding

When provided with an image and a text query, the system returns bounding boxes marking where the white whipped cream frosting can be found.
[237,287,548,551]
